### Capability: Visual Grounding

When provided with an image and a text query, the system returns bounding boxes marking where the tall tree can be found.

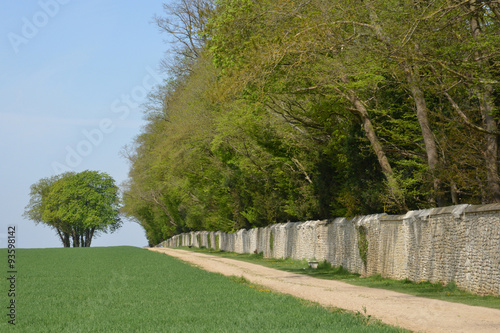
[354,0,444,204]
[414,0,500,202]
[206,0,409,211]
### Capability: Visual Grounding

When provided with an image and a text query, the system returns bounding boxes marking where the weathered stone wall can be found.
[158,204,500,296]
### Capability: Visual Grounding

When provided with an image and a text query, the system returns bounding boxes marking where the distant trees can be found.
[24,170,121,247]
[122,0,500,245]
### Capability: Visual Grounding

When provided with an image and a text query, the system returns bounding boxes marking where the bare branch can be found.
[443,91,500,136]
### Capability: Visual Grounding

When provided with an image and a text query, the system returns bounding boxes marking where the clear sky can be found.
[0,0,170,248]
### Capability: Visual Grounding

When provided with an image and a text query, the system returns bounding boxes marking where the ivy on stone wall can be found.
[270,231,274,253]
[357,226,368,266]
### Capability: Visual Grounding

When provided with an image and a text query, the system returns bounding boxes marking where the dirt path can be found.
[148,247,500,333]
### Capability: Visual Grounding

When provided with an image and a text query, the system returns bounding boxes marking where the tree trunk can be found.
[405,63,444,206]
[84,228,94,247]
[350,95,407,212]
[72,232,79,247]
[451,181,459,205]
[56,228,71,248]
[63,232,70,247]
[89,228,96,247]
[479,86,500,202]
[469,4,500,202]
[363,1,443,207]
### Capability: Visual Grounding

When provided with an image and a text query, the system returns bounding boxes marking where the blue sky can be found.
[0,0,170,248]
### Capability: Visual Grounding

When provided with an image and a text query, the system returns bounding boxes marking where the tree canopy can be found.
[24,170,121,247]
[122,0,500,246]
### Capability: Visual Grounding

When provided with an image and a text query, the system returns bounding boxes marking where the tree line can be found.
[121,0,500,246]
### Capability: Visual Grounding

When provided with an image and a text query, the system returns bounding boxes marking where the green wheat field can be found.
[1,246,406,332]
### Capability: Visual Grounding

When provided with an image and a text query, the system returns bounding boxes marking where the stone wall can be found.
[158,204,500,296]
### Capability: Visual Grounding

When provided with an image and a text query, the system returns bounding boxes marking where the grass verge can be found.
[182,246,500,310]
[1,246,405,332]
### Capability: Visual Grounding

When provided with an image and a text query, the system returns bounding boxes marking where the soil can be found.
[148,247,500,333]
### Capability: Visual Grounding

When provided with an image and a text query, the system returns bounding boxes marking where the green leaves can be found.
[24,171,121,247]
[123,0,500,244]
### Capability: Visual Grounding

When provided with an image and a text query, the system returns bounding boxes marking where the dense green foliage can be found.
[122,0,500,245]
[24,170,121,247]
[1,247,404,332]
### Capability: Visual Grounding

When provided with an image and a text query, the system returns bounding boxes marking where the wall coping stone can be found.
[380,203,500,223]
[464,203,500,213]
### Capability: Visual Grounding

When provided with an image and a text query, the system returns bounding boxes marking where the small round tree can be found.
[24,170,122,247]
